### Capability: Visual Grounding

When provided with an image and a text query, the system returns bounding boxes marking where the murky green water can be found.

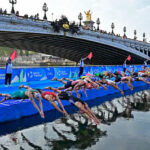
[0,90,150,150]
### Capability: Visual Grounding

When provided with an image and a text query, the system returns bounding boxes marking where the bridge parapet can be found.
[0,14,55,34]
[0,14,150,58]
[79,29,150,56]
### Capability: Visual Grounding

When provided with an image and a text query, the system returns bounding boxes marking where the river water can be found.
[0,90,150,150]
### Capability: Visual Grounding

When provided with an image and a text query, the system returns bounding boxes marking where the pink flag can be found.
[10,50,17,61]
[126,55,131,61]
[88,52,93,60]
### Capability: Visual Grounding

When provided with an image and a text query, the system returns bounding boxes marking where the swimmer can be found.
[45,87,100,125]
[0,84,44,118]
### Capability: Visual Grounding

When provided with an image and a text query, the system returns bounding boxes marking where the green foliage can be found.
[0,46,37,57]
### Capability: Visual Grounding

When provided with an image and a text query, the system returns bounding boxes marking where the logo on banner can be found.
[0,74,5,80]
[56,70,68,77]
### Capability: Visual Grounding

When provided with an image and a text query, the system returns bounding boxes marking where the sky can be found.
[0,0,150,41]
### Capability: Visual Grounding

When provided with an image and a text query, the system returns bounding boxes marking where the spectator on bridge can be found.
[34,13,39,20]
[16,11,19,16]
[5,57,13,87]
[3,9,7,15]
[29,15,34,20]
[23,14,28,19]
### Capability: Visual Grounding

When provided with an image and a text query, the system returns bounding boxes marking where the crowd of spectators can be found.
[0,9,79,34]
[0,8,40,21]
[51,15,79,34]
[82,26,122,38]
[0,8,7,15]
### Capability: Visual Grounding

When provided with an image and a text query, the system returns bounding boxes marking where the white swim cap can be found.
[34,93,42,101]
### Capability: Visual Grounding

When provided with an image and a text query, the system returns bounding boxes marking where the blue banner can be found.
[0,65,149,84]
[54,67,70,79]
[69,67,79,79]
[44,67,55,79]
[19,68,27,83]
[0,69,6,84]
[11,68,20,83]
[26,68,47,82]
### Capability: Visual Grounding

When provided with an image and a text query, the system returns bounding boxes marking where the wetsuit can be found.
[114,72,122,82]
[64,81,78,89]
[91,77,100,82]
[58,91,85,105]
[11,89,38,100]
[95,72,104,78]
[11,90,28,99]
[132,72,140,81]
[138,72,145,77]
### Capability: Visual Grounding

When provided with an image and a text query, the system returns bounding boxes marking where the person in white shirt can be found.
[5,57,13,86]
[144,60,148,69]
[123,60,127,73]
[78,56,87,77]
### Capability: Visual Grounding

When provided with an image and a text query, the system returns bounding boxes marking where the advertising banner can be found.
[26,68,47,82]
[0,65,148,84]
[54,67,70,79]
[44,67,55,80]
[0,69,5,84]
[11,68,20,83]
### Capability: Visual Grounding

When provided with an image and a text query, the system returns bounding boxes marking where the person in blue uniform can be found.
[5,57,13,86]
[78,56,88,77]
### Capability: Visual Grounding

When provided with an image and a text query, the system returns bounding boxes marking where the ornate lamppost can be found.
[143,32,146,42]
[123,26,126,38]
[96,18,100,31]
[134,30,137,40]
[51,13,54,21]
[78,12,83,26]
[9,0,17,14]
[111,22,115,34]
[43,3,48,20]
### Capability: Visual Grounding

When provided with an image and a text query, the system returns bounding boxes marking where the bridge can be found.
[0,14,150,65]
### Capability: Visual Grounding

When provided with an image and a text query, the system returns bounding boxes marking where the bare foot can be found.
[104,87,108,90]
[19,84,24,89]
[64,111,69,117]
[40,111,45,119]
[88,118,92,122]
[121,91,124,95]
[48,86,52,90]
[94,119,100,125]
[52,77,57,81]
[130,86,133,90]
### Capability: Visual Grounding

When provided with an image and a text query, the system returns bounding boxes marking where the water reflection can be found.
[46,116,107,150]
[92,90,150,125]
[0,90,150,150]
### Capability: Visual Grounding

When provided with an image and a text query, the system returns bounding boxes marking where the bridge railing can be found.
[79,28,150,56]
